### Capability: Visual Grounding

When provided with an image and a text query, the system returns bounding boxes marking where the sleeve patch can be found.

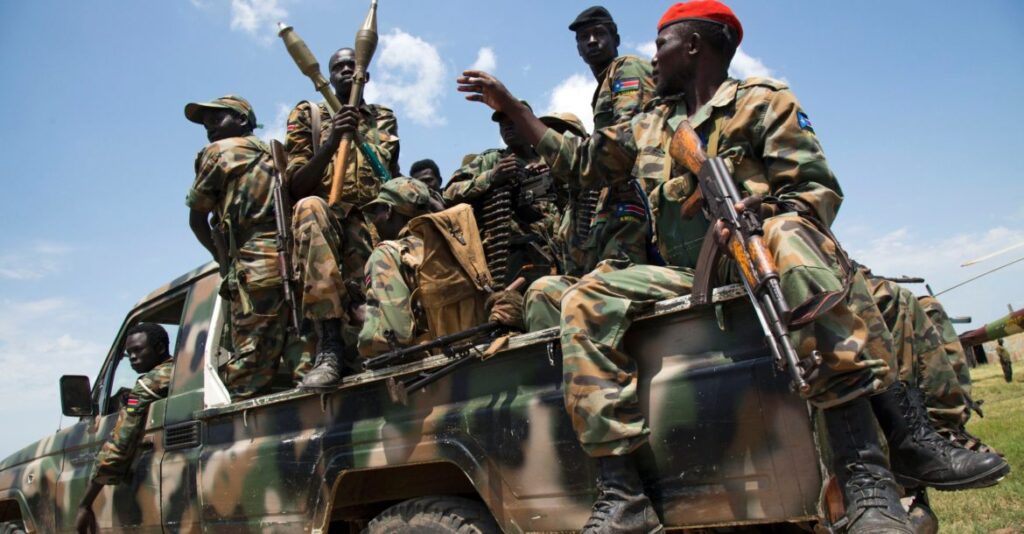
[797,111,814,133]
[612,78,641,94]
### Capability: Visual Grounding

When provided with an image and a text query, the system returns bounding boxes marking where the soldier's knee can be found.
[293,196,330,220]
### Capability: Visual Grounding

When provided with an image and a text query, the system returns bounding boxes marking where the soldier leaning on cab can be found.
[75,323,174,534]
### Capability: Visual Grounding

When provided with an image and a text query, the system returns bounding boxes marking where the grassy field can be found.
[930,363,1023,533]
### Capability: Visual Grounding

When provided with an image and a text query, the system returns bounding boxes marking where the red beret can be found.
[658,1,743,46]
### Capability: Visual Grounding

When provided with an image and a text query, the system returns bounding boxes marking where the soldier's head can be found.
[184,95,258,142]
[570,6,620,70]
[124,322,170,374]
[366,178,441,240]
[410,159,443,192]
[493,101,532,150]
[330,47,368,100]
[652,1,742,96]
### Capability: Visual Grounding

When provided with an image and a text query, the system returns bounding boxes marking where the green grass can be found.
[929,363,1024,533]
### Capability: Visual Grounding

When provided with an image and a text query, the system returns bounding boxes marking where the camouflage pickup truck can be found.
[0,262,837,533]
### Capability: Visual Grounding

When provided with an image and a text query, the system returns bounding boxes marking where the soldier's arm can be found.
[757,89,843,226]
[358,244,418,356]
[286,102,340,199]
[374,106,401,176]
[534,119,637,191]
[443,152,498,204]
[185,146,224,259]
[609,58,654,126]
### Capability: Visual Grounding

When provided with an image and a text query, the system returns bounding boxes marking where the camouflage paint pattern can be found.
[959,307,1024,346]
[358,235,428,356]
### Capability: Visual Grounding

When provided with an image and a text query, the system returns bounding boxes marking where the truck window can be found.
[98,292,187,416]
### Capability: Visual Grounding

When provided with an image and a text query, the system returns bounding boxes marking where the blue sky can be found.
[0,0,1022,458]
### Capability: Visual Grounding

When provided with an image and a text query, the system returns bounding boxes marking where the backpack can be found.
[407,204,496,338]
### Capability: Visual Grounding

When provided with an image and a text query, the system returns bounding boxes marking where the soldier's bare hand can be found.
[457,70,518,114]
[328,105,360,145]
[525,162,550,176]
[493,154,523,186]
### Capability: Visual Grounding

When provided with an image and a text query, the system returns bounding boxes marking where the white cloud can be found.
[261,103,293,144]
[229,0,286,41]
[840,224,1024,330]
[470,47,497,73]
[728,47,779,81]
[364,29,447,127]
[543,73,598,134]
[635,41,656,59]
[0,241,72,280]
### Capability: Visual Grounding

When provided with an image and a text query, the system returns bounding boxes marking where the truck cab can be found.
[0,263,835,532]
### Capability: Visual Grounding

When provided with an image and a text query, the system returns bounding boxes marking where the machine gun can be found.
[670,122,816,394]
[269,140,302,334]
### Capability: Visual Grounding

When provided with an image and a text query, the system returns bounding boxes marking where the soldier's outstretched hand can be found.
[457,70,518,115]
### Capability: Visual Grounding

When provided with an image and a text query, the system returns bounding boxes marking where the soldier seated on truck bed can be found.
[75,323,175,534]
[357,178,524,358]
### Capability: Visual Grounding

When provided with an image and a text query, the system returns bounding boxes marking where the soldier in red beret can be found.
[460,2,1005,532]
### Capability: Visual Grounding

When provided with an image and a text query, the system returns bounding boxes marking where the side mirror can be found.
[60,375,95,417]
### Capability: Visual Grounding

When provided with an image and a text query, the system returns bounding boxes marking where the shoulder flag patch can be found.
[797,111,814,133]
[126,397,140,413]
[612,78,641,94]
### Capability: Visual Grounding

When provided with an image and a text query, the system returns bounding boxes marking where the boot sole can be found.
[896,461,1011,491]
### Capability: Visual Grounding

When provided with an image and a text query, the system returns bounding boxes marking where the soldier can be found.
[358,178,522,356]
[185,95,306,399]
[569,6,658,274]
[74,323,175,534]
[285,47,400,390]
[445,101,559,286]
[540,113,591,276]
[996,338,1013,382]
[459,2,1004,531]
[409,158,446,207]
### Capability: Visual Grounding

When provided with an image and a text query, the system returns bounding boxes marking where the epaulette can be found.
[738,77,789,91]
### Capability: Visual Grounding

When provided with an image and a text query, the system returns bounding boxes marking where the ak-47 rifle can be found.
[669,121,815,394]
[277,0,381,206]
[269,140,302,334]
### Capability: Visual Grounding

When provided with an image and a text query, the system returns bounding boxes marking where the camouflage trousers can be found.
[291,197,374,322]
[868,277,969,430]
[527,213,896,457]
[919,296,973,398]
[221,284,313,400]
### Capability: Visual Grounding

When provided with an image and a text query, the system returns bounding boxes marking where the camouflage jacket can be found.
[91,359,174,485]
[358,233,427,356]
[592,55,655,131]
[186,135,281,290]
[538,77,842,267]
[285,101,400,210]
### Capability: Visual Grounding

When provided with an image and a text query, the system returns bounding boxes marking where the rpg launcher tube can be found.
[277,22,343,114]
[347,0,379,107]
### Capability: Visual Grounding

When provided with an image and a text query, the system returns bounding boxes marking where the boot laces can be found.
[897,386,953,456]
[846,463,897,511]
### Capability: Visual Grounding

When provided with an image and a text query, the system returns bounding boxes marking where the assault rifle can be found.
[270,140,302,334]
[669,122,815,394]
[513,167,557,224]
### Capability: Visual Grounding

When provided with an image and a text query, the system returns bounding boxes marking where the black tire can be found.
[0,521,27,534]
[365,496,500,534]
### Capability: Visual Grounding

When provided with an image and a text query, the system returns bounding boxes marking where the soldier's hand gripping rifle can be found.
[277,0,380,206]
[270,140,302,334]
[669,122,814,394]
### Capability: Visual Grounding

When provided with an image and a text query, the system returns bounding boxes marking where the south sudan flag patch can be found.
[797,111,814,133]
[612,78,641,94]
[126,397,140,414]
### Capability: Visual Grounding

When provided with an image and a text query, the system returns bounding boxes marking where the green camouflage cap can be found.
[365,177,435,218]
[492,100,532,122]
[540,112,589,137]
[185,94,259,127]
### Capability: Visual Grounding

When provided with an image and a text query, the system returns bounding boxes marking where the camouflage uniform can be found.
[285,101,399,325]
[573,55,658,275]
[445,149,559,282]
[919,296,973,398]
[529,78,897,457]
[91,359,174,485]
[186,135,306,399]
[866,275,968,430]
[996,343,1013,382]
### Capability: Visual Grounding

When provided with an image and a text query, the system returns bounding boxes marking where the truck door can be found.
[53,290,188,533]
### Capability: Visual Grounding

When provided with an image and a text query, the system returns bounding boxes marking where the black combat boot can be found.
[871,381,1009,490]
[824,398,913,534]
[299,319,344,391]
[581,454,663,534]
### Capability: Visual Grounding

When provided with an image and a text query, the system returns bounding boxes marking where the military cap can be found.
[540,112,589,138]
[185,95,259,127]
[365,177,436,218]
[492,100,532,123]
[569,6,615,32]
[658,1,743,46]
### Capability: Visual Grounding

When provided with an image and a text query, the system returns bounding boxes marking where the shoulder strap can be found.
[303,101,322,156]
